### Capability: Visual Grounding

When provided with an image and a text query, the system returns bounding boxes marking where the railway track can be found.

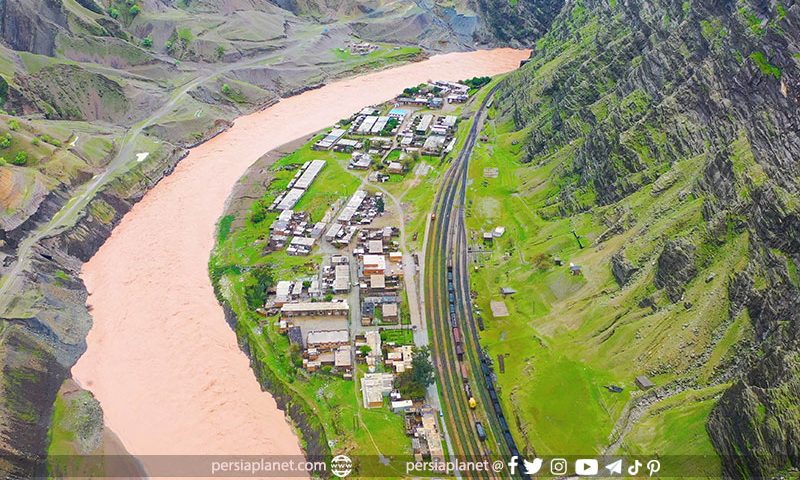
[424,83,525,478]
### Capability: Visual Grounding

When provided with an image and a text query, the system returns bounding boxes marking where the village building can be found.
[287,236,315,256]
[636,375,655,390]
[368,239,383,254]
[416,114,433,134]
[361,372,394,408]
[387,162,404,174]
[334,264,351,293]
[325,223,342,242]
[391,400,413,412]
[307,329,349,350]
[281,301,349,319]
[369,274,385,293]
[337,189,368,224]
[349,42,379,55]
[382,302,399,323]
[314,129,345,150]
[388,108,408,120]
[287,326,303,346]
[349,152,372,170]
[363,254,387,275]
[357,115,378,134]
[294,160,326,189]
[422,135,447,155]
[274,280,293,306]
[333,138,361,152]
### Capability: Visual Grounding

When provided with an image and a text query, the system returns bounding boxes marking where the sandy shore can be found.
[72,48,530,473]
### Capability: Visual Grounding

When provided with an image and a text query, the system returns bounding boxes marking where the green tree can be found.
[244,265,274,310]
[394,370,426,399]
[12,151,28,166]
[108,6,120,18]
[375,197,385,213]
[410,346,435,388]
[142,36,153,48]
[129,4,141,16]
[0,133,11,149]
[0,157,6,166]
[221,83,233,96]
[215,45,226,59]
[359,345,372,356]
[8,119,19,131]
[393,346,435,400]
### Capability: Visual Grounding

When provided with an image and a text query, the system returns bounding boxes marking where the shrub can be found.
[142,36,153,48]
[129,4,141,16]
[0,134,11,149]
[12,151,28,165]
[221,83,233,95]
[108,6,120,18]
[8,119,19,131]
[177,28,193,45]
[216,45,226,59]
[0,157,6,166]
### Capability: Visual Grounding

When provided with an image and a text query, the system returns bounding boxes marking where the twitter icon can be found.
[523,458,543,475]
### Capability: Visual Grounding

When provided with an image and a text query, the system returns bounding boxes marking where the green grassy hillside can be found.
[471,0,800,477]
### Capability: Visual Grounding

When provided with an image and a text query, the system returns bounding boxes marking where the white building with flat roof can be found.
[315,129,345,149]
[334,264,350,293]
[294,160,326,190]
[276,188,304,211]
[337,189,368,224]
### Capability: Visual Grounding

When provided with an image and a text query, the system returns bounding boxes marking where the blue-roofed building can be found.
[388,108,408,120]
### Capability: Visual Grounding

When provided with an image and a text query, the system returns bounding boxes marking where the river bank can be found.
[71,48,531,473]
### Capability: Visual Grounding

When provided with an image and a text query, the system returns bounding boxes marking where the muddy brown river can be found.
[72,48,530,472]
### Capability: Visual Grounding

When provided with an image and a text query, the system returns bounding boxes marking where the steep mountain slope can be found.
[0,0,498,476]
[475,0,798,476]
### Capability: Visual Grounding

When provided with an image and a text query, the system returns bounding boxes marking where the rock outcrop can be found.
[654,239,697,302]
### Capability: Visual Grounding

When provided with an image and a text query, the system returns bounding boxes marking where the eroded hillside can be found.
[472,0,798,477]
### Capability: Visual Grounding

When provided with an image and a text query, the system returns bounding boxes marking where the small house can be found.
[635,375,655,390]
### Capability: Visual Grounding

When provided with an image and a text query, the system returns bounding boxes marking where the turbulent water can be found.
[71,49,530,472]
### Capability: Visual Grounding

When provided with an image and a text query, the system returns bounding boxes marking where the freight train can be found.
[446,264,523,460]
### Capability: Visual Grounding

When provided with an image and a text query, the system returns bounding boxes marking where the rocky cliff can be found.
[494,0,799,476]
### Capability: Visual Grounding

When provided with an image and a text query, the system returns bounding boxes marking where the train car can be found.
[447,271,453,281]
[448,282,455,293]
[475,422,487,441]
[468,397,477,409]
[476,315,484,331]
[499,416,509,432]
[452,327,462,344]
[450,313,457,327]
[489,388,498,403]
[455,343,464,360]
[460,363,469,382]
[448,292,455,303]
[449,303,456,314]
[504,432,516,449]
[465,383,472,398]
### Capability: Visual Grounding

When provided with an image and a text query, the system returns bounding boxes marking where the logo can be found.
[550,458,568,476]
[575,459,599,476]
[507,456,520,475]
[628,460,642,475]
[523,458,543,475]
[330,454,353,478]
[646,460,661,477]
[605,459,623,475]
